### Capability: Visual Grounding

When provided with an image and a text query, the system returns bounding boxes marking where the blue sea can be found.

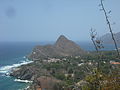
[0,42,118,90]
[0,42,41,90]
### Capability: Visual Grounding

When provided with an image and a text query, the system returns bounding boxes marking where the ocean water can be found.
[0,42,40,90]
[0,42,118,90]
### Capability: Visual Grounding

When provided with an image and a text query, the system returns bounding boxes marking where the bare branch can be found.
[100,0,120,58]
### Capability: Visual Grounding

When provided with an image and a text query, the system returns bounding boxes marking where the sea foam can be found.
[0,59,33,74]
[14,79,33,83]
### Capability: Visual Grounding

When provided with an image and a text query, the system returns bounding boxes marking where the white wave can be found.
[14,79,33,83]
[25,86,30,89]
[23,56,26,59]
[18,86,30,90]
[0,60,33,74]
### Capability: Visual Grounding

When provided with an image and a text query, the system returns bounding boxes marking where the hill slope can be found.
[28,35,86,60]
[100,32,120,44]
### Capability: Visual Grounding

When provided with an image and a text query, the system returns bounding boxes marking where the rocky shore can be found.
[10,61,62,90]
[10,35,88,90]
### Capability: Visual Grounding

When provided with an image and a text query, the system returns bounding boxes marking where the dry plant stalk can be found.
[100,0,120,58]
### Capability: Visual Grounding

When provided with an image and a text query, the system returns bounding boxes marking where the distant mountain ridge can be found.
[100,32,120,44]
[28,35,86,60]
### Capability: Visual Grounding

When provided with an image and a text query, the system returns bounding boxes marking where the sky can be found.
[0,0,120,42]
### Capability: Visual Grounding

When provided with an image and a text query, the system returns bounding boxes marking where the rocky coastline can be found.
[10,35,88,90]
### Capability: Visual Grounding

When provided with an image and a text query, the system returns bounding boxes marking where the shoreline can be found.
[0,57,34,90]
[14,79,33,83]
[0,58,33,75]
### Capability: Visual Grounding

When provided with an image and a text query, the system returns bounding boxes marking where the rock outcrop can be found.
[29,76,61,90]
[28,35,86,60]
[10,63,62,90]
[10,63,50,80]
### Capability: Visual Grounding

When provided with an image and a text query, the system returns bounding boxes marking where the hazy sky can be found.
[0,0,120,42]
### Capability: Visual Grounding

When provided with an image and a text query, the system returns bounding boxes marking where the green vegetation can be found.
[27,50,120,90]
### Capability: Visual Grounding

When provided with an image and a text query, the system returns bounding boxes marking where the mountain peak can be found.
[56,35,69,43]
[58,35,68,40]
[29,35,86,59]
